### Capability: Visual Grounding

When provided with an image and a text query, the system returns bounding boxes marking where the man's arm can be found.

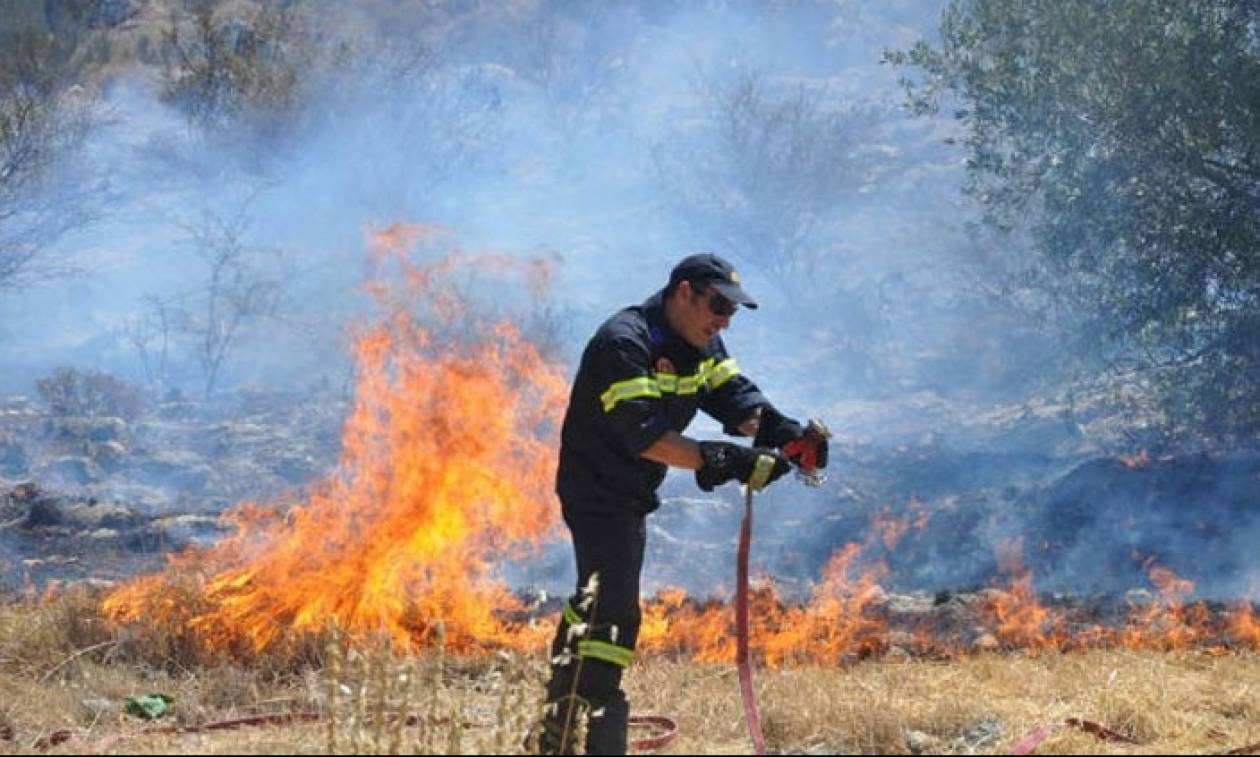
[640,430,702,469]
[697,339,771,436]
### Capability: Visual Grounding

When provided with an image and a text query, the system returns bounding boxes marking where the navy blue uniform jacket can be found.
[556,290,769,515]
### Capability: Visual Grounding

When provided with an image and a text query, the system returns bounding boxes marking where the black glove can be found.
[754,405,803,448]
[695,441,791,492]
[755,406,828,470]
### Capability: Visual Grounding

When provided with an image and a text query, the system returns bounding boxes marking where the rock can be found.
[905,729,943,754]
[46,417,130,444]
[21,555,78,568]
[11,481,40,501]
[886,592,936,616]
[9,489,141,533]
[128,451,213,492]
[0,496,26,529]
[80,698,114,718]
[885,644,914,661]
[22,497,65,528]
[0,433,27,476]
[972,633,1000,652]
[40,456,103,485]
[156,514,227,548]
[865,584,891,608]
[87,440,128,472]
[955,716,1004,751]
[83,482,174,518]
[158,399,198,419]
[63,502,142,531]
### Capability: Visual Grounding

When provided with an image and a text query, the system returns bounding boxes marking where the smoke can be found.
[3,1,975,397]
[1,1,1254,603]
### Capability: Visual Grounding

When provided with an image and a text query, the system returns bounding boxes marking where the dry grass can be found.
[2,590,1259,755]
[629,653,1260,754]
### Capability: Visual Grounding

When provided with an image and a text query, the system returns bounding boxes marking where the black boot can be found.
[536,658,628,755]
[583,689,629,755]
[535,662,582,755]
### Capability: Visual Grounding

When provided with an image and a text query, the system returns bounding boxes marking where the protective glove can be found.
[695,441,791,492]
[755,406,829,471]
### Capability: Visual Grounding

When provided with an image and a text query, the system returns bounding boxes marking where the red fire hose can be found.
[737,480,768,754]
[628,714,679,751]
[736,423,828,755]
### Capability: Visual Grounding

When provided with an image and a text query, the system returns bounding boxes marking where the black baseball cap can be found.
[668,253,758,309]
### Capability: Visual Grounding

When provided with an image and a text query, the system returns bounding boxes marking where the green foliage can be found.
[159,0,313,135]
[35,367,146,420]
[890,0,1260,444]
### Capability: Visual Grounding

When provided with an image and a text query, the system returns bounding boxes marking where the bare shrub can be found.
[35,367,146,420]
[0,26,106,291]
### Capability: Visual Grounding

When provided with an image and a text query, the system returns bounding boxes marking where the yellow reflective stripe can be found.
[563,602,583,626]
[601,377,661,412]
[577,639,634,668]
[708,358,740,390]
[656,373,704,395]
[599,357,740,412]
[678,359,710,394]
[747,452,777,492]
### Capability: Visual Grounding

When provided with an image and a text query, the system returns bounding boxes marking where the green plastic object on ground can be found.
[124,693,174,720]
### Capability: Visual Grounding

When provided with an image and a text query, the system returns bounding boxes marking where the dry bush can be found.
[0,584,112,680]
[319,633,547,755]
[35,367,147,421]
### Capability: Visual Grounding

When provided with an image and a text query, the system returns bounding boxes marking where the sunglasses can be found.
[695,285,737,317]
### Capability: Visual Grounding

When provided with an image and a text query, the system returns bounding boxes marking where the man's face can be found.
[674,280,736,348]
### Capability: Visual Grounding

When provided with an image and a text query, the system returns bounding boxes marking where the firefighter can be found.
[535,253,828,755]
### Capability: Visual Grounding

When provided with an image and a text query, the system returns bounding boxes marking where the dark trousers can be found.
[538,506,646,755]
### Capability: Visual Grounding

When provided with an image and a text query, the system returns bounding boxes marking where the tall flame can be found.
[984,539,1065,653]
[104,225,569,653]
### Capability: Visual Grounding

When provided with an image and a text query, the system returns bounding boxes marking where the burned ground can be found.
[4,388,1257,612]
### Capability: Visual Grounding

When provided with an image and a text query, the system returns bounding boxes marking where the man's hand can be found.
[696,441,790,492]
[755,407,829,472]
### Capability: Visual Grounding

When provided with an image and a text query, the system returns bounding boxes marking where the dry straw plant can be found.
[1,584,1259,754]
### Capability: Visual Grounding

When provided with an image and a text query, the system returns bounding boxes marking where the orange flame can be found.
[1117,563,1209,651]
[104,225,569,654]
[981,540,1065,653]
[639,543,894,666]
[1119,450,1151,469]
[94,233,1257,663]
[871,507,911,550]
[869,497,932,551]
[1229,604,1260,647]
